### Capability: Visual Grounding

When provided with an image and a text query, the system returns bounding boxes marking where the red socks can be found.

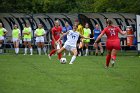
[106,54,111,67]
[58,53,62,60]
[50,49,57,56]
[50,49,62,60]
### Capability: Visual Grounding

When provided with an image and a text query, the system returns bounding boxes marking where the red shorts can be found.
[106,39,121,50]
[51,40,62,49]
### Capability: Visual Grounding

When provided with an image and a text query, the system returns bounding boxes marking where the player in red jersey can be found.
[48,20,62,60]
[94,19,126,68]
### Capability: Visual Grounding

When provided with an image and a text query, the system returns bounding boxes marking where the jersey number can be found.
[110,30,116,36]
[72,35,76,39]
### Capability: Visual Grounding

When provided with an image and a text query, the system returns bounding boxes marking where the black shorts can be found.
[77,37,81,43]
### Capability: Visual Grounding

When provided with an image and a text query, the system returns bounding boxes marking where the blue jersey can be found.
[94,28,101,40]
[62,26,72,43]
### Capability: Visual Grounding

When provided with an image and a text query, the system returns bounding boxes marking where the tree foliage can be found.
[0,0,140,14]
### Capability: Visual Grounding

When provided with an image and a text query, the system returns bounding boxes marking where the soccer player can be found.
[57,24,90,64]
[62,21,72,56]
[0,23,8,53]
[35,23,47,55]
[94,19,126,68]
[12,24,20,55]
[23,23,33,55]
[82,23,91,56]
[48,20,62,60]
[93,24,103,56]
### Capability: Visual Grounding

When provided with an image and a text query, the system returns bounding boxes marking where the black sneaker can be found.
[101,53,103,56]
[95,53,98,56]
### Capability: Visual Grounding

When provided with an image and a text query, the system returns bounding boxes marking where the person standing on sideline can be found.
[0,23,8,53]
[35,23,47,55]
[48,20,62,60]
[75,19,84,56]
[94,20,126,68]
[62,21,72,56]
[12,24,20,55]
[93,24,104,56]
[82,23,91,56]
[57,24,91,64]
[23,23,33,55]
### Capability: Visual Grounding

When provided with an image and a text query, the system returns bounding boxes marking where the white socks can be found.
[30,48,33,55]
[24,48,33,55]
[24,48,27,54]
[85,49,88,56]
[38,48,41,55]
[69,56,76,64]
[15,48,19,54]
[43,47,47,55]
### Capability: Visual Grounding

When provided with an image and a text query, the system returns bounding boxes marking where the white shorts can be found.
[0,36,4,40]
[63,44,76,51]
[36,37,44,42]
[13,38,19,42]
[23,38,31,42]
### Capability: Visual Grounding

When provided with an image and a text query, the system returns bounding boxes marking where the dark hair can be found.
[106,19,113,25]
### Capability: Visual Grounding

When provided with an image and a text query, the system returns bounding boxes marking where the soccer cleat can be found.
[69,62,73,64]
[23,54,26,55]
[30,54,33,55]
[101,53,103,56]
[48,54,51,60]
[105,66,109,69]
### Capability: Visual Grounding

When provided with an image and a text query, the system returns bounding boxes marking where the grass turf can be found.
[0,54,140,93]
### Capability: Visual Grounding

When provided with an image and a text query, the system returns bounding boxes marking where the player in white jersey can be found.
[57,24,90,64]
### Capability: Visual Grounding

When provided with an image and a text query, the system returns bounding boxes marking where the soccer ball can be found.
[60,58,67,64]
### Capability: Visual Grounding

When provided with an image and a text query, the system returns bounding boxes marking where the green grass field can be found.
[0,53,140,93]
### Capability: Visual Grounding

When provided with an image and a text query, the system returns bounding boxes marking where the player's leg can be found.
[94,42,98,56]
[0,40,3,53]
[110,39,120,67]
[41,42,47,55]
[27,40,33,55]
[69,47,77,64]
[57,41,62,60]
[49,41,57,56]
[15,40,20,54]
[57,46,65,60]
[78,41,83,56]
[13,41,16,54]
[23,39,28,55]
[105,40,112,68]
[85,42,89,56]
[98,42,104,56]
[106,50,111,68]
[111,49,117,67]
[37,42,41,55]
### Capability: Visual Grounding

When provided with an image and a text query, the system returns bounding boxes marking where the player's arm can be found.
[79,34,92,39]
[41,29,46,36]
[34,30,40,37]
[3,28,8,36]
[18,29,21,40]
[57,31,69,43]
[118,27,126,35]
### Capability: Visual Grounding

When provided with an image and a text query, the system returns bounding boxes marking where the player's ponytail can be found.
[106,19,113,26]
